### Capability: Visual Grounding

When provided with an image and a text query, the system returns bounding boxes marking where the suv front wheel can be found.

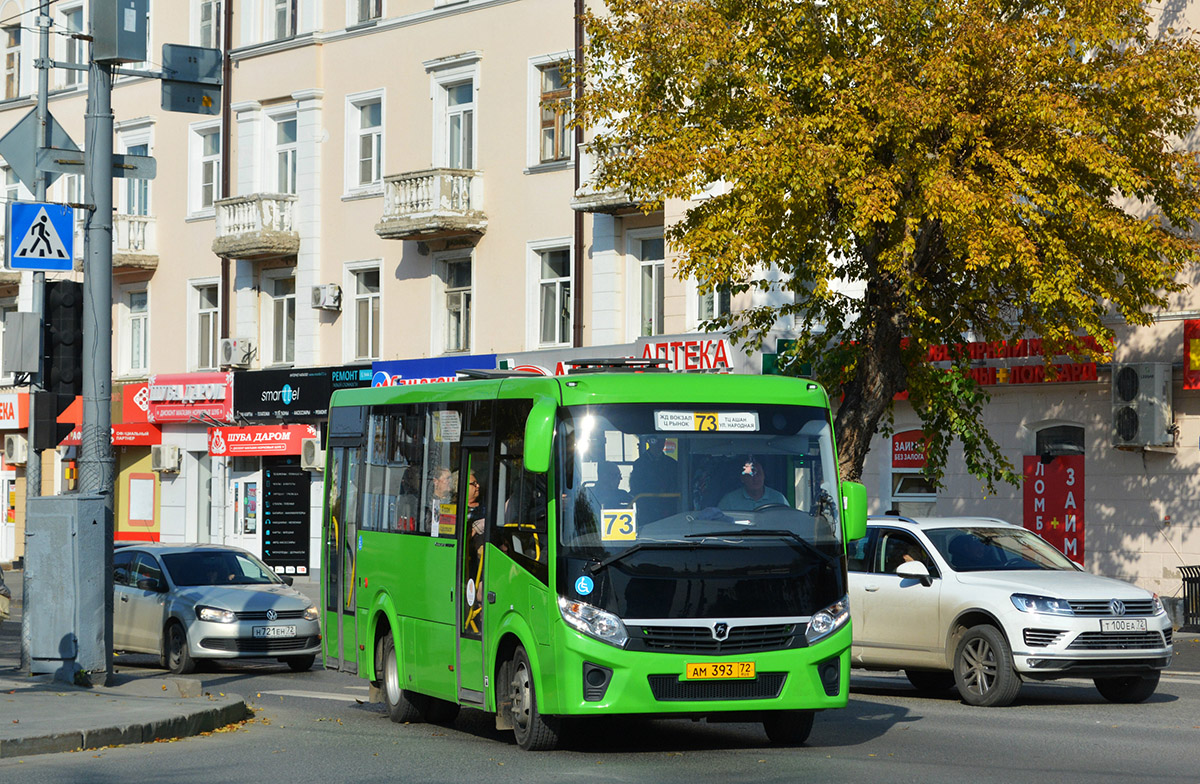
[953,625,1021,707]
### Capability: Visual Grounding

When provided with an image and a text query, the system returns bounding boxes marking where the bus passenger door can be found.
[323,446,360,673]
[456,445,489,702]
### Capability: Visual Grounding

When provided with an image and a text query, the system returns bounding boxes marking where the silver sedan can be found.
[113,543,321,674]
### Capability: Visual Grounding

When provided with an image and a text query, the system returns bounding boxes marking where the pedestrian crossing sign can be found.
[6,201,75,272]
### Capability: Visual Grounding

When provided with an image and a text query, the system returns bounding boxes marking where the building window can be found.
[698,286,731,322]
[192,125,221,212]
[125,143,150,215]
[4,25,19,99]
[273,0,297,40]
[1036,425,1085,460]
[444,80,475,169]
[195,284,220,370]
[125,289,149,374]
[2,165,17,203]
[637,236,665,337]
[538,62,570,164]
[275,116,297,194]
[61,7,84,87]
[444,258,472,353]
[356,0,381,24]
[352,97,382,188]
[352,267,380,360]
[199,0,222,49]
[269,276,296,364]
[538,248,571,346]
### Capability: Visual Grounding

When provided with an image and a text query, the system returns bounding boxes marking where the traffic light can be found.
[44,280,84,398]
[31,391,75,451]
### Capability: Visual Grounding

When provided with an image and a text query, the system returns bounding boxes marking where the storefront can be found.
[0,392,25,564]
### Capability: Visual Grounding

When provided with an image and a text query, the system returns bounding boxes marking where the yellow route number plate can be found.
[685,661,756,680]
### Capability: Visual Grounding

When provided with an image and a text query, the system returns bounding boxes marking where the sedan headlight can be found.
[805,595,850,645]
[558,596,628,648]
[1010,594,1074,616]
[303,604,320,622]
[197,605,236,624]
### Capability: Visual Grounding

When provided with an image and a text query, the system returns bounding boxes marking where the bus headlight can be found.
[805,595,850,645]
[558,596,628,648]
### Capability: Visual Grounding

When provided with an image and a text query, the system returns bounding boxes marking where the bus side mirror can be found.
[523,397,557,474]
[840,481,867,541]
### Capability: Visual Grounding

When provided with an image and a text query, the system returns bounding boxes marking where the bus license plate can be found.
[685,661,756,680]
[1100,618,1147,633]
[253,625,297,639]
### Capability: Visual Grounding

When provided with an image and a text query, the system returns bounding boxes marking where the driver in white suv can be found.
[848,516,1173,707]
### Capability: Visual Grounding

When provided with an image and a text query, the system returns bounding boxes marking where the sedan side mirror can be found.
[136,577,165,593]
[896,560,933,586]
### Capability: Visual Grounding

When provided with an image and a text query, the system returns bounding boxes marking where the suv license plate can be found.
[1100,618,1147,633]
[685,661,756,680]
[253,625,297,639]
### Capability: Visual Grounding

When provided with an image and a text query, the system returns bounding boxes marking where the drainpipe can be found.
[219,0,234,340]
[572,0,584,348]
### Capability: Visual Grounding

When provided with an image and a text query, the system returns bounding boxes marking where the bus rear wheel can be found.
[381,632,426,723]
[763,710,814,745]
[506,645,560,751]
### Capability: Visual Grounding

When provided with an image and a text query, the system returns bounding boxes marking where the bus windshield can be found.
[558,402,845,619]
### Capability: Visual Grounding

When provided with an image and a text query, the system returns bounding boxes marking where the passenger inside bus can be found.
[587,461,631,509]
[629,437,679,522]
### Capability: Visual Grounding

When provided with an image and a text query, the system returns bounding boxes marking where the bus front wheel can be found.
[381,632,426,723]
[763,709,814,745]
[506,645,560,751]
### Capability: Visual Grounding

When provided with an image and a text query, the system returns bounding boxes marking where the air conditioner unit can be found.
[1112,363,1174,449]
[4,434,28,466]
[311,283,342,311]
[151,444,181,472]
[300,438,324,471]
[219,338,255,368]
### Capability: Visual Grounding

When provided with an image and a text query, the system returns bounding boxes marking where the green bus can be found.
[321,366,867,750]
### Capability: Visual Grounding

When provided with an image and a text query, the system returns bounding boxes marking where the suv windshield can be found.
[163,550,285,586]
[557,402,845,618]
[926,527,1079,572]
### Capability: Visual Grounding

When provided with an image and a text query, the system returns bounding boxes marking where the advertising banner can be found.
[233,366,373,420]
[62,423,162,447]
[208,424,318,456]
[371,355,497,387]
[1022,454,1085,565]
[892,430,929,469]
[146,372,234,423]
[261,457,311,575]
[0,393,26,430]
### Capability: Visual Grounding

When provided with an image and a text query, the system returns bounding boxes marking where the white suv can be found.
[847,516,1173,706]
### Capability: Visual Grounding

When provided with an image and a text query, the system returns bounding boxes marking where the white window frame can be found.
[687,277,732,330]
[270,0,297,41]
[526,238,572,349]
[194,0,223,49]
[344,89,384,197]
[429,250,470,355]
[526,52,573,171]
[4,24,21,100]
[189,120,222,217]
[118,122,154,216]
[190,279,221,371]
[344,261,381,362]
[58,4,85,89]
[426,55,480,171]
[118,284,150,378]
[625,229,666,340]
[271,111,298,195]
[347,0,382,27]
[261,270,296,366]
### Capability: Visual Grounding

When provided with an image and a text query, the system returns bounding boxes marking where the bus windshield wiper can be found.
[585,540,745,575]
[686,529,837,566]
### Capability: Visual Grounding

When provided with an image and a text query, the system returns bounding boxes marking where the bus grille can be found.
[1067,631,1168,650]
[647,672,786,702]
[637,624,797,655]
[201,635,320,653]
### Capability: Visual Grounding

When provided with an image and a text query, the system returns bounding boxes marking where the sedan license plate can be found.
[253,625,297,639]
[1100,618,1147,633]
[685,661,756,680]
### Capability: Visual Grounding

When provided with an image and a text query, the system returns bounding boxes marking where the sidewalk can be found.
[0,569,249,759]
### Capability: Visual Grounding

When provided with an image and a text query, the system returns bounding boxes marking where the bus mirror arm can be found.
[523,396,558,474]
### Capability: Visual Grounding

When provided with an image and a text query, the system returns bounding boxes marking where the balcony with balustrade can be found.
[570,143,643,214]
[211,193,300,260]
[374,169,486,243]
[113,213,158,269]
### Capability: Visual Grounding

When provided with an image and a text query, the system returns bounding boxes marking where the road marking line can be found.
[257,689,363,702]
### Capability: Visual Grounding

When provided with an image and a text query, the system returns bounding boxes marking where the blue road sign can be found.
[6,201,75,272]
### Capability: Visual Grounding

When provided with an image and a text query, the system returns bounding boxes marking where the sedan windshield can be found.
[162,550,284,586]
[925,527,1079,572]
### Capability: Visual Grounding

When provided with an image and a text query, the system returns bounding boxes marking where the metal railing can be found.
[1180,565,1200,632]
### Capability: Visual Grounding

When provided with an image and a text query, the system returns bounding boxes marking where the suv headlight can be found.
[1010,594,1074,616]
[805,595,850,644]
[197,606,236,624]
[558,597,628,648]
[1152,593,1165,615]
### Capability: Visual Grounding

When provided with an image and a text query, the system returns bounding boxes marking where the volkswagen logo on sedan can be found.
[1110,599,1126,616]
[267,608,278,621]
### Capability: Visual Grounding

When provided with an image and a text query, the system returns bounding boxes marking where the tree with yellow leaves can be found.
[580,0,1200,486]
